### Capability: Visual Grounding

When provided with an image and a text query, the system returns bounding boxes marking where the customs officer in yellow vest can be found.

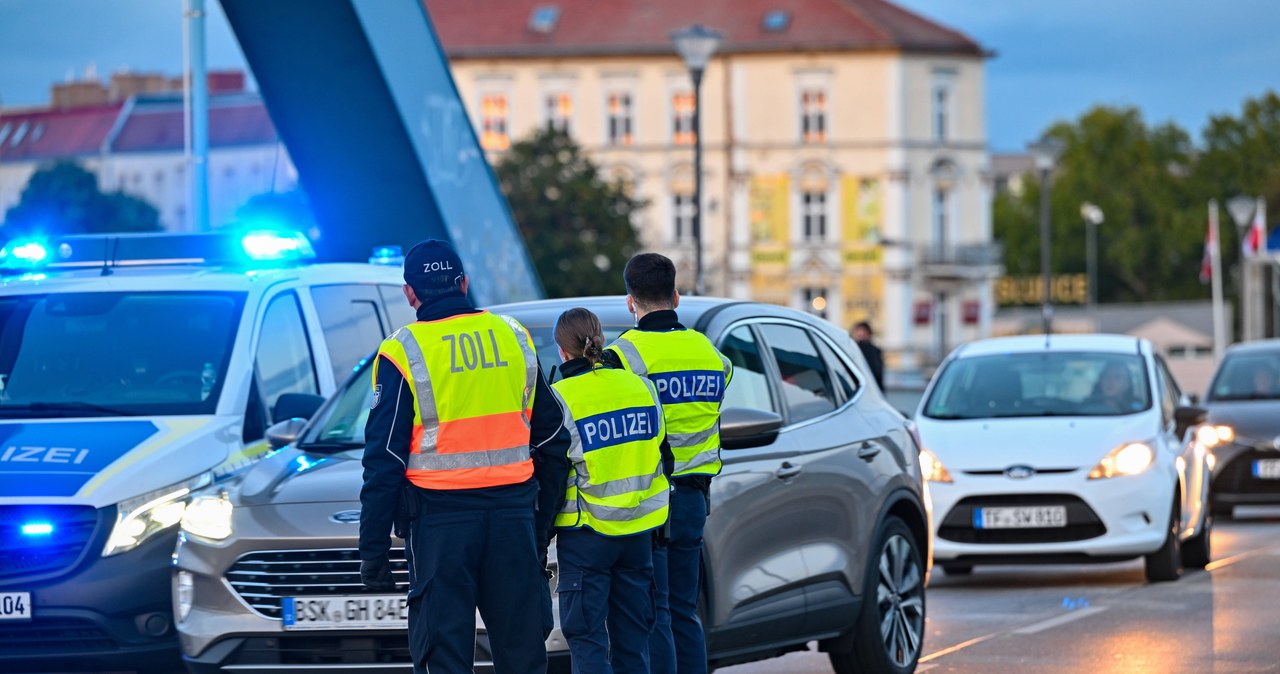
[359,240,570,674]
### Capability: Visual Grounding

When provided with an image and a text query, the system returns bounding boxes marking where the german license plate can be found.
[974,506,1067,529]
[0,592,31,621]
[1254,459,1280,479]
[282,595,407,630]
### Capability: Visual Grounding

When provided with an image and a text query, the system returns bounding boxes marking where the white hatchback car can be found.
[915,334,1213,582]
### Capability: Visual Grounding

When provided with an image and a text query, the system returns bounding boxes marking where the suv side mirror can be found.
[1174,405,1208,440]
[721,407,783,450]
[273,393,326,424]
[265,418,308,449]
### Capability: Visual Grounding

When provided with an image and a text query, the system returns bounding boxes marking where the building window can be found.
[933,71,956,142]
[802,191,827,242]
[801,89,827,143]
[673,193,696,243]
[932,187,951,251]
[481,93,510,150]
[802,287,829,319]
[672,90,695,146]
[606,91,634,146]
[544,91,573,133]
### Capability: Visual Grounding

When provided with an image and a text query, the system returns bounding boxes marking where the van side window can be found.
[311,285,387,382]
[719,325,777,414]
[255,292,319,422]
[759,323,837,423]
[380,285,417,329]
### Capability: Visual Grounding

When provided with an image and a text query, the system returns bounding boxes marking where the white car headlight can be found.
[919,448,953,483]
[103,473,211,557]
[181,492,234,541]
[1088,442,1155,480]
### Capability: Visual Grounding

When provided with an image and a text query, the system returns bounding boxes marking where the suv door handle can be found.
[857,443,881,461]
[775,462,802,480]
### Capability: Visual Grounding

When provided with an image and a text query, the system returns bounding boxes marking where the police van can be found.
[0,231,413,672]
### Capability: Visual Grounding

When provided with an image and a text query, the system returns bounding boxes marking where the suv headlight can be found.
[181,491,234,541]
[1088,442,1154,479]
[919,448,953,483]
[1195,425,1234,448]
[103,473,211,557]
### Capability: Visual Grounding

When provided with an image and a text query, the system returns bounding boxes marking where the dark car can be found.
[1202,339,1280,517]
[174,297,930,674]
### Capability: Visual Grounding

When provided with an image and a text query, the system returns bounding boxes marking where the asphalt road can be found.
[720,506,1280,674]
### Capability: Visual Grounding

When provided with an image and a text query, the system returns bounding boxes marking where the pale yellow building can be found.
[431,0,999,371]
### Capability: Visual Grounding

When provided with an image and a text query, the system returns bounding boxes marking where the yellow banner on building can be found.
[840,176,884,326]
[749,175,791,300]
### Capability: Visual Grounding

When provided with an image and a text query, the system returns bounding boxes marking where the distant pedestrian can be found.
[853,321,885,390]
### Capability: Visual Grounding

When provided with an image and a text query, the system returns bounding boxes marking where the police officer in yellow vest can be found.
[358,240,570,674]
[605,253,732,674]
[550,307,673,674]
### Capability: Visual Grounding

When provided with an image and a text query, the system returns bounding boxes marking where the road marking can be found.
[919,631,1001,662]
[1011,606,1108,634]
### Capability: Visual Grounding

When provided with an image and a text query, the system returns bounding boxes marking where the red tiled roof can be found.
[111,97,278,153]
[426,0,983,59]
[0,104,123,161]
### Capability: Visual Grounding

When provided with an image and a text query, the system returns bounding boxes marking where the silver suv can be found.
[173,297,930,673]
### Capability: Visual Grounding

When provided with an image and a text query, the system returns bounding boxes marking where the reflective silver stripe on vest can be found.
[669,423,719,449]
[610,338,648,376]
[720,353,733,382]
[579,472,661,500]
[500,314,538,416]
[394,329,440,449]
[678,446,721,474]
[585,490,670,522]
[407,444,531,471]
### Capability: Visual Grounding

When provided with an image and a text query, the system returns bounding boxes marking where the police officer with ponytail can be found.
[358,239,570,674]
[606,253,731,674]
[550,307,672,674]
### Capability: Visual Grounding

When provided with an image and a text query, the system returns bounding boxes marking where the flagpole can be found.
[1210,199,1226,361]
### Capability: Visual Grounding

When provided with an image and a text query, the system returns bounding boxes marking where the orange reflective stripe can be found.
[435,411,531,454]
[406,460,533,490]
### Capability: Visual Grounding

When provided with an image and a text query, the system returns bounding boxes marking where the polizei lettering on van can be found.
[577,406,660,452]
[442,329,510,373]
[649,370,726,406]
[0,446,90,464]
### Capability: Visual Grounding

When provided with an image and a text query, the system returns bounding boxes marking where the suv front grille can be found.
[1213,449,1280,495]
[0,505,102,582]
[938,493,1106,544]
[226,548,409,619]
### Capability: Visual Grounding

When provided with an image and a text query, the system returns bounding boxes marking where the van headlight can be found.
[103,473,211,557]
[1088,443,1155,479]
[181,492,234,541]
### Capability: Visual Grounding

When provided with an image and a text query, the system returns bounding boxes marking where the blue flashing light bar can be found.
[368,245,405,266]
[240,230,316,262]
[21,522,54,536]
[0,239,51,270]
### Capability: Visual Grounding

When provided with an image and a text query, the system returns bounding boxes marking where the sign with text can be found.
[996,274,1088,306]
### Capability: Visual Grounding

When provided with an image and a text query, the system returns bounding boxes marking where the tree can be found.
[495,128,645,298]
[2,161,160,239]
[995,106,1202,303]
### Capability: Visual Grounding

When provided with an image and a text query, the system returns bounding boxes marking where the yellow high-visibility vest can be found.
[374,311,537,490]
[607,329,732,477]
[551,363,669,536]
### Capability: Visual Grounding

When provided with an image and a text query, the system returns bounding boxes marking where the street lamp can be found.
[1028,135,1065,334]
[671,24,723,295]
[1080,202,1104,306]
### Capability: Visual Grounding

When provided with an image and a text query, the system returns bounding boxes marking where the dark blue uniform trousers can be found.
[405,507,551,674]
[556,527,656,674]
[648,481,709,674]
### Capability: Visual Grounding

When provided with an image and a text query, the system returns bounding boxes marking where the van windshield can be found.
[923,352,1151,420]
[0,292,245,418]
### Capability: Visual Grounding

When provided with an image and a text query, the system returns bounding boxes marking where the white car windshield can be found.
[924,351,1151,420]
[0,292,244,417]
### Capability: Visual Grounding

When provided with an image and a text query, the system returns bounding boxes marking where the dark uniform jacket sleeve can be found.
[358,355,415,564]
[529,364,571,548]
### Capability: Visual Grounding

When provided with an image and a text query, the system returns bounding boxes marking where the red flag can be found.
[1200,217,1215,284]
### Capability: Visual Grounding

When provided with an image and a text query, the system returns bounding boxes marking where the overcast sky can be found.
[0,0,1277,151]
